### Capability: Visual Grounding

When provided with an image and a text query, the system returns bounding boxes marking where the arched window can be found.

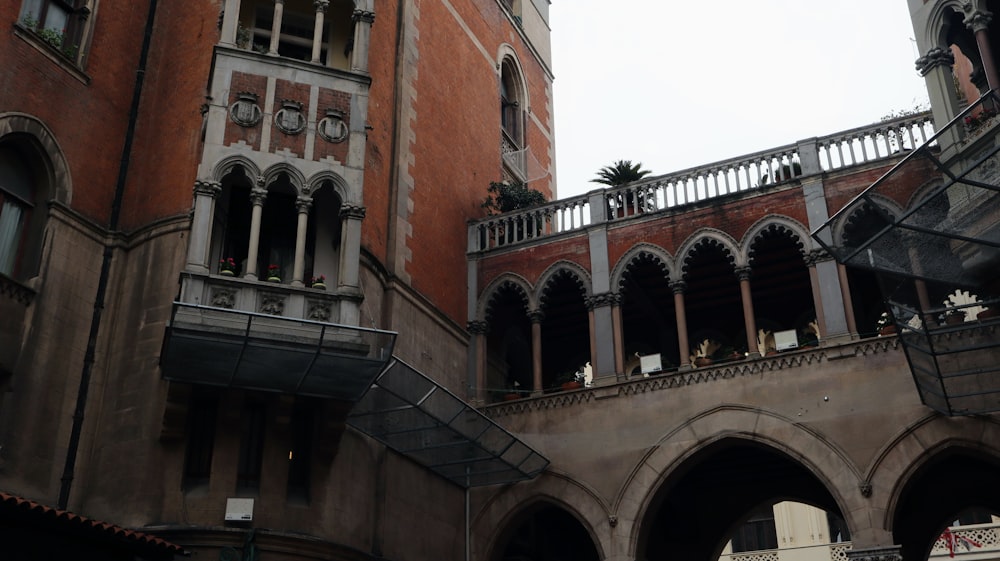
[0,140,48,281]
[500,56,527,181]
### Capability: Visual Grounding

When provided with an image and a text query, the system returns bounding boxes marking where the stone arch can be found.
[923,0,976,48]
[610,243,676,292]
[0,112,72,205]
[740,215,811,265]
[472,474,610,561]
[211,154,261,184]
[306,170,351,203]
[497,44,529,110]
[677,229,741,275]
[615,405,860,561]
[535,260,592,305]
[905,176,948,213]
[830,193,903,248]
[261,163,308,194]
[477,273,535,321]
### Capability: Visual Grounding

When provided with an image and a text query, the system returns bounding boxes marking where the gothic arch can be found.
[535,260,592,305]
[923,0,977,47]
[306,170,352,203]
[211,154,261,184]
[615,405,860,560]
[677,229,741,275]
[472,474,610,561]
[497,44,529,110]
[261,163,308,194]
[610,243,677,291]
[831,193,903,248]
[0,112,72,204]
[478,273,535,321]
[741,215,811,265]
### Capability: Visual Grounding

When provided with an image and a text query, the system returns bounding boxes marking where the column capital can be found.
[250,186,268,205]
[341,204,367,219]
[274,0,285,4]
[804,248,833,266]
[735,266,752,282]
[965,9,993,32]
[585,292,615,310]
[528,309,545,323]
[845,546,902,561]
[193,179,222,198]
[313,0,329,13]
[467,320,489,335]
[353,9,376,24]
[296,196,313,213]
[915,47,955,76]
[669,280,687,294]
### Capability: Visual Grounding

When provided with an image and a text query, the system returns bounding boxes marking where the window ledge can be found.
[13,24,91,86]
[0,273,36,306]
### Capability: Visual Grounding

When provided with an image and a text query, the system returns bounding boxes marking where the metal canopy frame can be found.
[813,91,1000,416]
[160,302,396,401]
[348,358,549,488]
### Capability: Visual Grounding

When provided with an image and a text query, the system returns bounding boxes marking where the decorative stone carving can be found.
[467,320,489,335]
[318,108,348,143]
[296,196,313,214]
[193,180,222,198]
[915,47,955,77]
[586,292,613,310]
[353,9,375,24]
[845,546,902,561]
[275,99,306,135]
[805,248,833,266]
[859,481,873,497]
[313,0,330,13]
[229,91,263,127]
[527,309,545,323]
[307,300,331,322]
[735,266,752,282]
[669,280,687,294]
[250,186,268,206]
[210,287,237,309]
[965,9,993,32]
[341,205,367,219]
[260,292,286,316]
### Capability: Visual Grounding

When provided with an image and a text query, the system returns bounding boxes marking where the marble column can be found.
[338,205,365,326]
[670,281,691,370]
[311,0,329,64]
[610,293,625,376]
[188,180,221,273]
[245,183,268,280]
[529,310,544,394]
[220,0,243,46]
[292,196,312,287]
[805,251,827,338]
[736,267,760,357]
[837,264,858,336]
[351,10,376,73]
[966,9,1000,91]
[269,0,285,55]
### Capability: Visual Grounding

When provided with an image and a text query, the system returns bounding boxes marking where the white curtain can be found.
[0,200,24,276]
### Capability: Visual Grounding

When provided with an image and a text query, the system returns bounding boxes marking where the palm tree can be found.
[590,160,652,186]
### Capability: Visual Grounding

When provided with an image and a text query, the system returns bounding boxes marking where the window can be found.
[239,0,355,69]
[18,0,92,63]
[731,506,778,553]
[182,392,219,491]
[500,57,527,181]
[0,150,33,277]
[286,399,316,502]
[236,399,267,493]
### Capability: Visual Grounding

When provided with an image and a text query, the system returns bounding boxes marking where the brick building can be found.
[2,1,1000,561]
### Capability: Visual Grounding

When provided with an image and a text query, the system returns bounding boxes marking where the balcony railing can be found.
[470,112,934,252]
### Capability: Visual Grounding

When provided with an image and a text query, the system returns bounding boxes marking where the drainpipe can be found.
[58,0,159,509]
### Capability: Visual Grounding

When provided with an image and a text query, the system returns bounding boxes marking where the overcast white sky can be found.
[548,1,931,199]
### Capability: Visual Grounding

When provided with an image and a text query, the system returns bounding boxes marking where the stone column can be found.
[804,250,828,338]
[245,183,268,280]
[338,205,365,326]
[736,267,760,357]
[916,48,961,148]
[585,292,617,382]
[311,0,329,64]
[188,180,221,273]
[467,321,488,404]
[292,196,312,287]
[269,0,285,55]
[528,310,544,394]
[351,10,376,73]
[671,281,692,370]
[837,263,858,336]
[966,9,1000,92]
[220,0,243,46]
[845,546,902,561]
[610,293,625,375]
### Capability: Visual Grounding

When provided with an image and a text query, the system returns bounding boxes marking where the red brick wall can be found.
[223,73,268,151]
[477,234,593,295]
[270,80,311,157]
[312,87,351,163]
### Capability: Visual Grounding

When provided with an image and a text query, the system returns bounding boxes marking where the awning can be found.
[348,358,549,488]
[160,302,396,401]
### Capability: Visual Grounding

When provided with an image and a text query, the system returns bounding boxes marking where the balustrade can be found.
[469,112,935,253]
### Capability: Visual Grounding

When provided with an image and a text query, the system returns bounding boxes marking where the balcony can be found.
[815,91,1000,415]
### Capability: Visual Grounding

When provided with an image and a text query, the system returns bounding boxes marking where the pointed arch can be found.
[211,154,261,184]
[677,229,741,275]
[741,215,811,265]
[0,112,72,205]
[831,194,903,248]
[477,273,535,321]
[923,0,976,47]
[261,163,308,194]
[306,170,351,203]
[611,243,677,292]
[535,260,592,305]
[497,44,530,110]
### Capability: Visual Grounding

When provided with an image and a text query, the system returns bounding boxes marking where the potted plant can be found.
[219,257,237,276]
[311,275,326,290]
[266,264,281,282]
[559,370,586,391]
[876,312,895,336]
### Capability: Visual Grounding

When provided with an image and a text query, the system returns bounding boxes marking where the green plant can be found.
[236,23,251,48]
[590,160,652,187]
[482,181,546,216]
[20,13,77,59]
